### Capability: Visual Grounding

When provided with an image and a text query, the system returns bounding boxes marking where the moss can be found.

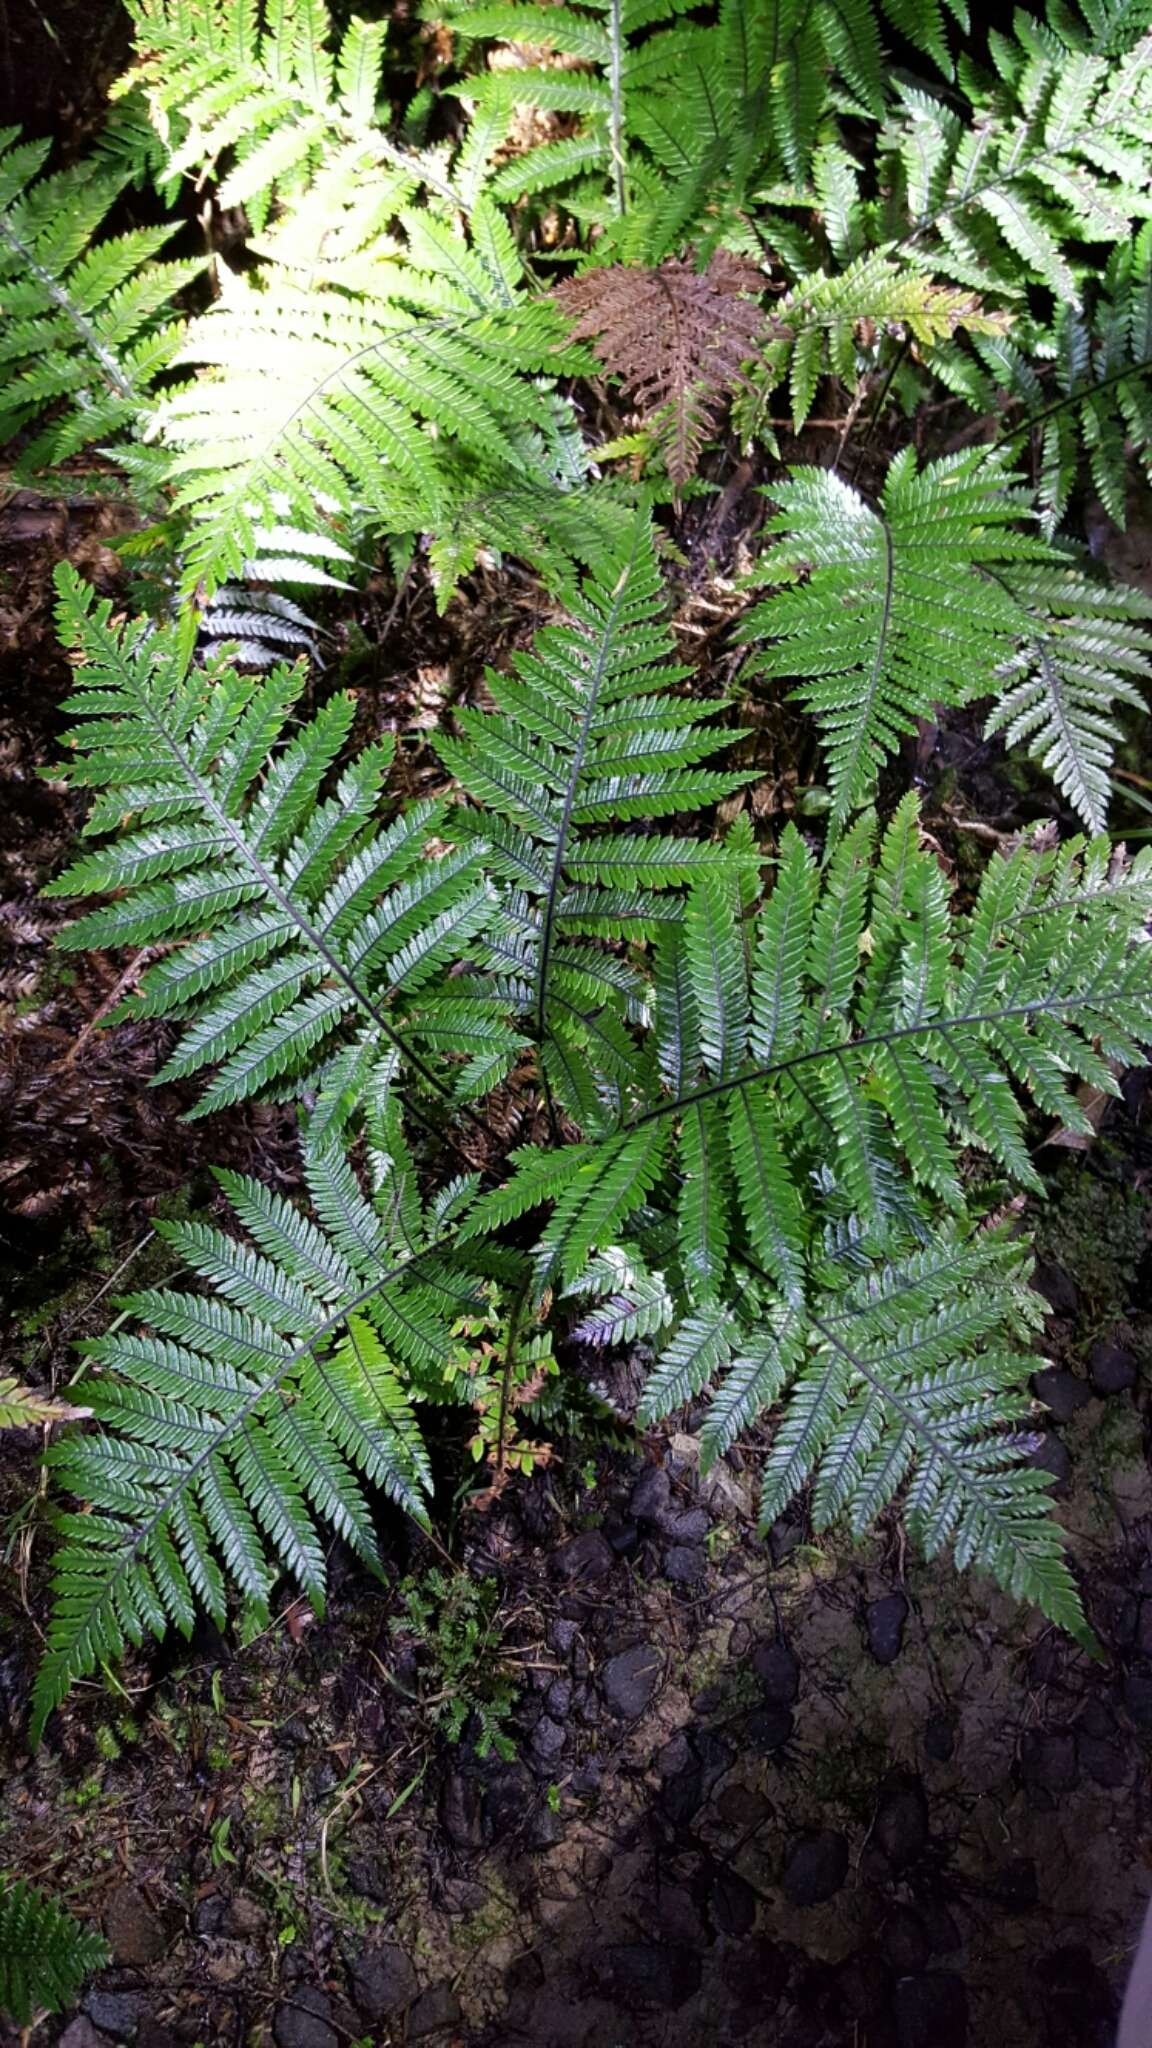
[1037,1169,1149,1332]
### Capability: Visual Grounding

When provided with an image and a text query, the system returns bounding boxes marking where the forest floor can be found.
[2,463,1152,2048]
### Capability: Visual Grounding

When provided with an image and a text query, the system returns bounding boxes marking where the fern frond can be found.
[0,128,201,470]
[0,1877,110,2024]
[29,1128,490,1743]
[740,450,1058,830]
[435,512,750,1122]
[555,253,765,484]
[0,1378,91,1429]
[148,175,599,598]
[47,568,495,1123]
[986,561,1152,833]
[507,799,1152,1307]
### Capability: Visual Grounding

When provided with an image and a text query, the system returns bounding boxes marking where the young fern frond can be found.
[0,1876,110,2023]
[740,451,1056,831]
[733,248,1009,440]
[30,1123,487,1744]
[987,561,1152,834]
[434,512,751,1127]
[0,128,201,471]
[47,568,497,1124]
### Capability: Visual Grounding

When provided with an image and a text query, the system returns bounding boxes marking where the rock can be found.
[1137,1601,1152,1659]
[1032,1367,1091,1421]
[440,1768,485,1849]
[103,1885,168,1967]
[991,1858,1038,1913]
[629,1465,671,1524]
[531,1714,566,1763]
[782,1829,849,1907]
[193,1894,227,1936]
[1078,1712,1131,1788]
[408,1983,463,2037]
[345,1854,388,1903]
[603,1513,639,1557]
[874,1773,929,1868]
[924,1712,956,1762]
[224,1895,267,1937]
[751,1641,800,1705]
[83,1993,146,2040]
[745,1705,794,1753]
[1124,1661,1152,1728]
[484,1761,534,1842]
[709,1866,757,1937]
[1019,1729,1078,1793]
[551,1531,614,1581]
[135,2025,177,2048]
[348,1943,418,2021]
[545,1677,572,1719]
[273,1989,338,2048]
[550,1618,578,1656]
[600,1643,661,1718]
[767,1509,804,1563]
[1033,1260,1078,1317]
[884,1907,930,1975]
[662,1507,710,1543]
[664,1543,706,1583]
[592,1943,703,2011]
[1026,1431,1072,1497]
[894,1971,968,2048]
[1089,1337,1137,1395]
[921,1902,962,1955]
[1037,1944,1117,2045]
[865,1592,909,1665]
[60,2024,111,2048]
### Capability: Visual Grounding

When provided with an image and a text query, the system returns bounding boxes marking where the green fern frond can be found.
[986,561,1152,833]
[47,567,495,1123]
[740,450,1060,830]
[29,1127,490,1743]
[491,798,1152,1299]
[119,0,394,228]
[435,512,751,1124]
[882,15,1152,306]
[0,128,201,470]
[0,1876,110,2024]
[736,248,1009,439]
[636,1219,1092,1643]
[147,174,598,598]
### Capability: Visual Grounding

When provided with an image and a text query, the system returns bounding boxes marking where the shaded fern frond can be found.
[30,1125,488,1743]
[987,561,1152,833]
[434,512,751,1125]
[47,568,495,1122]
[0,128,201,470]
[740,451,1055,830]
[638,1218,1092,1643]
[0,1876,110,2024]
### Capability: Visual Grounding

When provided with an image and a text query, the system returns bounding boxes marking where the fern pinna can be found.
[740,450,1152,835]
[0,128,201,472]
[30,1118,487,1743]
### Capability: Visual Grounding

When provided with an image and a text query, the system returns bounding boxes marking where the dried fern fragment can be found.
[555,252,765,483]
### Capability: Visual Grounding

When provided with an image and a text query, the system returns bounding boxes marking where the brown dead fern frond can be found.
[555,253,766,485]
